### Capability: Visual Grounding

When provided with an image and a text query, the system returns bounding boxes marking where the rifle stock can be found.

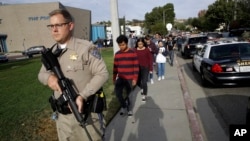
[41,47,86,127]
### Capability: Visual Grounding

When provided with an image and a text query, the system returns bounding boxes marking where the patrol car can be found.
[0,52,8,63]
[22,45,44,58]
[181,35,207,58]
[192,40,250,86]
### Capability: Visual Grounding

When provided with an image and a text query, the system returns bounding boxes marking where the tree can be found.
[188,0,249,31]
[185,17,207,32]
[163,3,175,25]
[236,0,250,28]
[204,0,235,31]
[203,0,250,30]
[175,22,186,31]
[144,3,175,35]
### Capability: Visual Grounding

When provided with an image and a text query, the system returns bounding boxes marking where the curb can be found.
[175,55,204,141]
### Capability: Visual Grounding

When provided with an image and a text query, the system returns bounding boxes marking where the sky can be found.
[1,0,216,23]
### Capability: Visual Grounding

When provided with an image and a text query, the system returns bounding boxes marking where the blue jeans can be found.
[157,63,165,77]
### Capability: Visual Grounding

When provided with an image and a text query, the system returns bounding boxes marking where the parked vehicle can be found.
[206,32,222,41]
[0,52,8,63]
[181,36,207,58]
[22,46,44,58]
[106,39,113,47]
[102,39,113,47]
[193,40,250,86]
[229,28,250,38]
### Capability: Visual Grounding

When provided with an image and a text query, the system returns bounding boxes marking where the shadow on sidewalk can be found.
[127,96,167,141]
[104,86,167,141]
[104,86,140,141]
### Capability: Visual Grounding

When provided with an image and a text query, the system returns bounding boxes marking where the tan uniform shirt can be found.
[38,37,108,100]
[38,37,109,141]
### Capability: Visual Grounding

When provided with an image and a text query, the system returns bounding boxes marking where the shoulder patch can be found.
[89,45,102,59]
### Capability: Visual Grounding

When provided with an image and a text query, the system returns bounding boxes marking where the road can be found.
[176,51,250,141]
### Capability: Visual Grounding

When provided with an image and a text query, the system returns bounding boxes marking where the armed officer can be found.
[38,9,108,141]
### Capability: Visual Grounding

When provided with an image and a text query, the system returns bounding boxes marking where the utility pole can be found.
[163,10,165,25]
[123,16,126,36]
[234,0,237,20]
[110,0,120,54]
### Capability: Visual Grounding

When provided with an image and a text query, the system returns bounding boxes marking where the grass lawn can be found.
[0,47,119,140]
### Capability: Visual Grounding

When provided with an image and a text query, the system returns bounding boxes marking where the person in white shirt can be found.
[156,40,166,81]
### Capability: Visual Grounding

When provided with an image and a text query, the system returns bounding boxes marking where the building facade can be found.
[0,2,91,52]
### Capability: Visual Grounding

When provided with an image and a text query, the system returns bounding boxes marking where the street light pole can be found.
[234,0,237,20]
[163,10,165,25]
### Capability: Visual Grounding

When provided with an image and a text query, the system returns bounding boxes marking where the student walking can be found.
[128,34,136,48]
[156,40,166,81]
[176,34,183,51]
[145,35,157,84]
[134,37,153,101]
[113,35,139,116]
[167,35,175,66]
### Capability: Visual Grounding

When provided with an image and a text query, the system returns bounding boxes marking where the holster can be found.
[48,88,107,115]
[49,94,71,115]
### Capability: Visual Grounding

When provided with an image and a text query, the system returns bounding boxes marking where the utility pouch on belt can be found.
[87,88,107,113]
[49,94,71,115]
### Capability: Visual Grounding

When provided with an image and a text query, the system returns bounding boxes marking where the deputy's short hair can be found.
[49,9,74,23]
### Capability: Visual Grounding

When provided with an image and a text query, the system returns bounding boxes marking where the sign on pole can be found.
[166,23,172,31]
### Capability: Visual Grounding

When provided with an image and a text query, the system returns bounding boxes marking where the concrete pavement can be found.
[104,57,201,141]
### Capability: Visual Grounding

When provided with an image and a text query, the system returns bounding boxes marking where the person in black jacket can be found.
[145,35,157,84]
[166,35,175,66]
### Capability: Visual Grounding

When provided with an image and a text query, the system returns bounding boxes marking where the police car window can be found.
[209,44,241,59]
[240,43,250,56]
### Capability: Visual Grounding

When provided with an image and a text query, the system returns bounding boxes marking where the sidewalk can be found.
[104,59,197,141]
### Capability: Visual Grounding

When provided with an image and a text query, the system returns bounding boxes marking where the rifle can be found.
[41,47,93,140]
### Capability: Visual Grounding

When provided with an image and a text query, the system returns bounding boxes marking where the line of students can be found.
[113,35,149,117]
[113,34,175,117]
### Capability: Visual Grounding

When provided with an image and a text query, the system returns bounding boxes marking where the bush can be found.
[242,31,250,41]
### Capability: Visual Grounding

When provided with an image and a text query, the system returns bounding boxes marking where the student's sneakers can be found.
[141,89,144,95]
[120,108,133,117]
[120,108,126,116]
[142,95,146,102]
[158,77,161,81]
[162,76,165,80]
[127,111,133,117]
[150,79,154,84]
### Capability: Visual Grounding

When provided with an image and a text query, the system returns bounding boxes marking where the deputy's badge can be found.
[69,53,78,61]
[90,46,101,59]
